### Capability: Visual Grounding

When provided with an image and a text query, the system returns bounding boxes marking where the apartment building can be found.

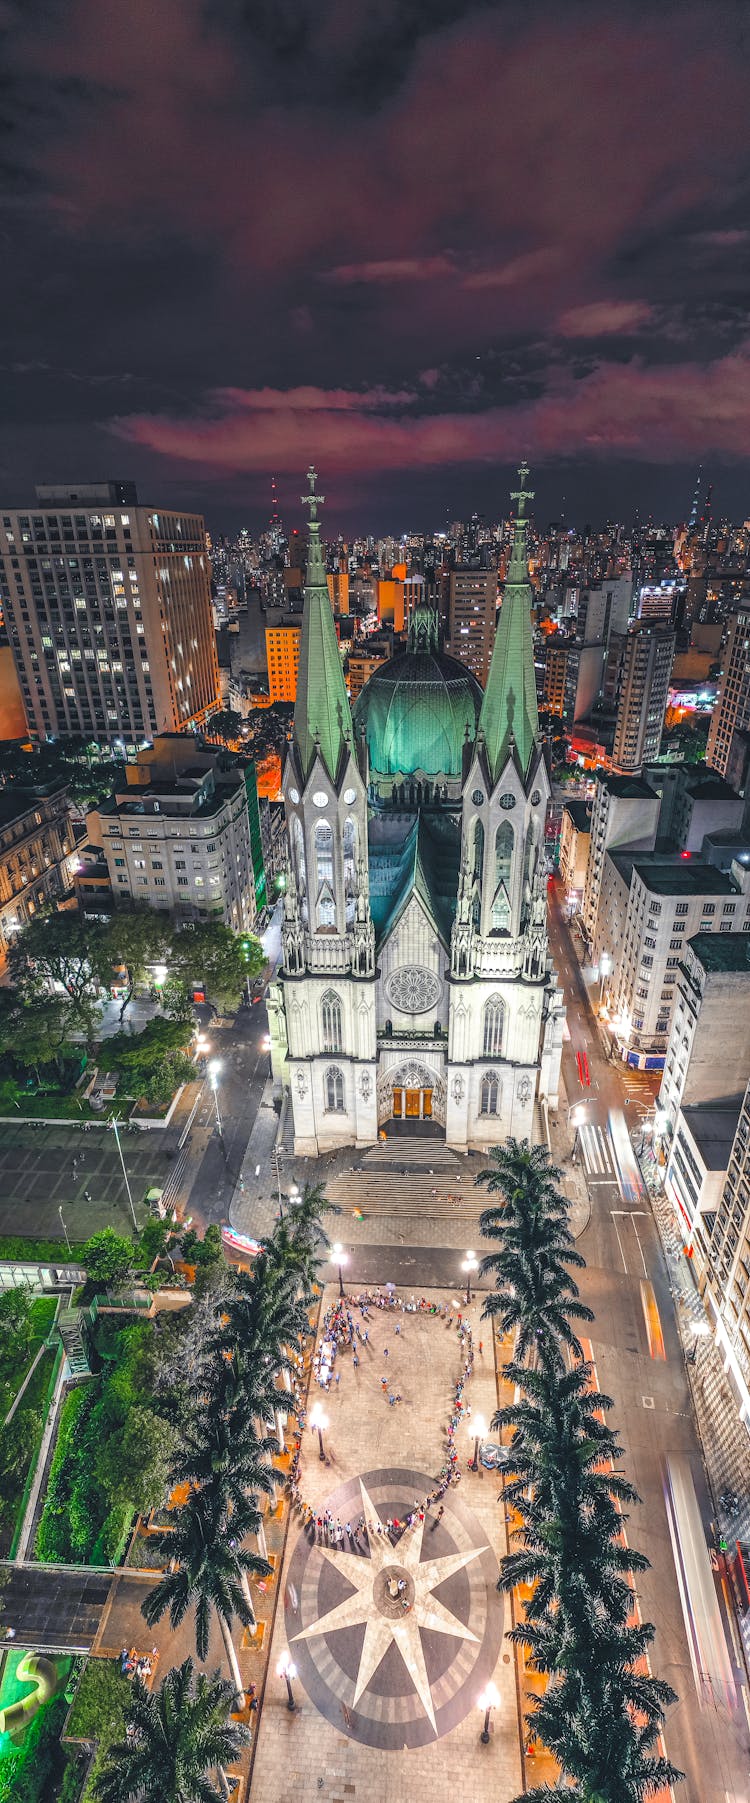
[582,773,660,944]
[703,1081,750,1424]
[0,481,220,745]
[610,621,675,773]
[707,608,750,779]
[558,799,591,911]
[265,622,301,704]
[445,564,498,685]
[89,736,264,931]
[595,852,750,1066]
[0,784,76,961]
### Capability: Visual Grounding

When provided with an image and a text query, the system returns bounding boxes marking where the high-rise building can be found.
[265,622,301,703]
[707,609,750,779]
[0,483,220,746]
[445,564,498,686]
[611,621,675,772]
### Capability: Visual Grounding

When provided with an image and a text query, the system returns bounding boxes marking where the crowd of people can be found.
[284,1287,480,1542]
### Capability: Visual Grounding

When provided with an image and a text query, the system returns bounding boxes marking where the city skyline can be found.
[2,1,750,530]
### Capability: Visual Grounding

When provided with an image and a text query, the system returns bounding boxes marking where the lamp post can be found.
[277,1652,297,1711]
[110,1115,138,1233]
[58,1204,71,1256]
[478,1680,500,1743]
[310,1402,328,1461]
[461,1250,478,1305]
[331,1241,348,1299]
[469,1411,487,1472]
[208,1060,227,1161]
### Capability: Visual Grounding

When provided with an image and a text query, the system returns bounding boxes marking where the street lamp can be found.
[598,950,612,1008]
[461,1250,478,1305]
[478,1680,500,1743]
[310,1402,328,1461]
[469,1411,487,1471]
[58,1204,71,1256]
[331,1241,348,1298]
[277,1651,297,1711]
[208,1060,226,1160]
[109,1115,138,1233]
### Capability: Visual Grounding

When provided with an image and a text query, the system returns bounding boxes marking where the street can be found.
[548,878,750,1803]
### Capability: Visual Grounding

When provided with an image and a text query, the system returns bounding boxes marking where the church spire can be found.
[293,466,352,781]
[478,459,539,780]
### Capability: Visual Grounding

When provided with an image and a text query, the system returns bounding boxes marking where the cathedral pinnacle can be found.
[477,460,539,781]
[293,465,353,782]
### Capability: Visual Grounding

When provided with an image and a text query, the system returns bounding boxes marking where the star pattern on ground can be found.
[291,1478,485,1730]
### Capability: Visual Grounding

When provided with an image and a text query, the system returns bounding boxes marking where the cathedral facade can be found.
[267,465,564,1156]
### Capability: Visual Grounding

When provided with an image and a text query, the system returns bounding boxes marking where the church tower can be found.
[446,462,564,1146]
[272,468,378,1155]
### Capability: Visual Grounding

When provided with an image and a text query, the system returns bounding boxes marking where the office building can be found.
[0,784,76,964]
[582,773,661,946]
[610,621,675,773]
[703,1080,750,1424]
[89,735,265,930]
[0,482,220,745]
[327,572,349,615]
[445,564,498,686]
[707,609,750,779]
[660,934,750,1128]
[265,622,301,703]
[346,644,390,701]
[558,799,591,913]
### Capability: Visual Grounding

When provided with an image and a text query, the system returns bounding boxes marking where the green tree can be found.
[103,905,173,1022]
[205,707,244,746]
[9,912,108,1026]
[171,920,258,1014]
[82,1228,135,1287]
[2,994,77,1081]
[0,1285,33,1375]
[108,1017,192,1073]
[92,1658,250,1803]
[0,1408,42,1510]
[143,1487,270,1701]
[97,1406,177,1515]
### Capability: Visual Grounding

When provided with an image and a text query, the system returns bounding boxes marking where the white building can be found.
[90,736,261,931]
[268,465,564,1156]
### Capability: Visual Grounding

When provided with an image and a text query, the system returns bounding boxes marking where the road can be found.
[549,878,750,1803]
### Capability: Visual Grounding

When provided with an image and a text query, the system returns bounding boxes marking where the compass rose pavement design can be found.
[284,1468,504,1749]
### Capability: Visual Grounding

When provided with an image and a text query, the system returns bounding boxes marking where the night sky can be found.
[3,0,750,535]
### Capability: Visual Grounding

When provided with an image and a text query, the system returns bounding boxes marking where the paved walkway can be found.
[250,1282,522,1802]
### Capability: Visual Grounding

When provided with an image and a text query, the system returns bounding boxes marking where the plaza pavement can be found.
[249,1281,523,1803]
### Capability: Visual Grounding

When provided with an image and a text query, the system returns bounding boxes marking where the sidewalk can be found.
[636,1139,750,1676]
[229,1078,284,1243]
[543,1086,591,1242]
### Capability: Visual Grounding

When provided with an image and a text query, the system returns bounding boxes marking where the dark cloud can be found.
[1,0,750,528]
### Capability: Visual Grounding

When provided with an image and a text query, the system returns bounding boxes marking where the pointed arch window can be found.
[343,816,358,923]
[472,817,484,881]
[492,822,514,931]
[321,990,343,1054]
[480,1071,500,1116]
[482,995,505,1058]
[314,820,333,885]
[325,1066,345,1113]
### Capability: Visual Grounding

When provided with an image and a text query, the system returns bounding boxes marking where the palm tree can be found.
[93,1657,249,1803]
[142,1488,270,1703]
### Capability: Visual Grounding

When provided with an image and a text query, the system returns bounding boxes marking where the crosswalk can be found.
[577,1120,615,1178]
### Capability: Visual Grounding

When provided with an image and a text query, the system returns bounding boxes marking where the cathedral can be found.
[267,464,564,1156]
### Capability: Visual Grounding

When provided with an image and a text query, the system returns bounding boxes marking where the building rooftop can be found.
[0,784,68,828]
[599,774,658,800]
[609,850,737,896]
[563,799,591,831]
[680,1101,743,1170]
[686,932,750,973]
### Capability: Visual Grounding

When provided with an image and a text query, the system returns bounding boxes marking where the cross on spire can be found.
[510,459,534,521]
[301,465,325,525]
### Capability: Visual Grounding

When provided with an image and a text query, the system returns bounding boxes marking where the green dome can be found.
[353,646,483,778]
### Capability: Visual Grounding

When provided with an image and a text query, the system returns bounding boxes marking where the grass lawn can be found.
[0,1236,86,1265]
[0,1296,57,1419]
[0,1094,123,1121]
[0,1345,57,1558]
[65,1657,131,1800]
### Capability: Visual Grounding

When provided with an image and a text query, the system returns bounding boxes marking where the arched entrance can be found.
[378,1061,445,1130]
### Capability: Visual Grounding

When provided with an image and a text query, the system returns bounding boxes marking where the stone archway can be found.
[378,1060,446,1128]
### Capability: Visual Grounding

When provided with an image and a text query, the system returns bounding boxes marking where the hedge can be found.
[35,1385,94,1562]
[91,1501,133,1568]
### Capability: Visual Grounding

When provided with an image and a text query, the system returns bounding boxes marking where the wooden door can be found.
[393,1088,403,1118]
[405,1089,420,1117]
[423,1089,432,1118]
